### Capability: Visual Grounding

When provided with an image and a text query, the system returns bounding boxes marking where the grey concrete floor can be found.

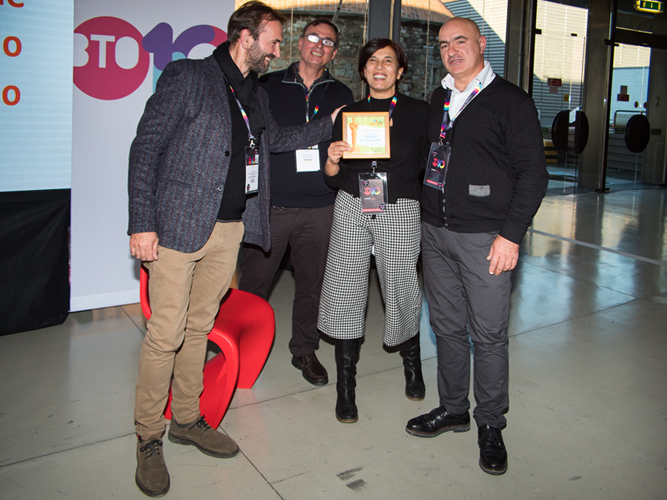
[1,188,666,499]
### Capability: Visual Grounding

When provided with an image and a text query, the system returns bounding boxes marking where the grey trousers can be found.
[421,222,511,429]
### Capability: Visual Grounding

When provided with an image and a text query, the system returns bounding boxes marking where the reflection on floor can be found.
[546,165,653,195]
[1,189,666,499]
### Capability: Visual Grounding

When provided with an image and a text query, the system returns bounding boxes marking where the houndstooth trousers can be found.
[318,190,422,347]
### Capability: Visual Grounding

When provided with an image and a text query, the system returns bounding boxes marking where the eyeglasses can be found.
[305,33,336,48]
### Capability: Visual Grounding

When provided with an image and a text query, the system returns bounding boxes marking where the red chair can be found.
[139,265,275,428]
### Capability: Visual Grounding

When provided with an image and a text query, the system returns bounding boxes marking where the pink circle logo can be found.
[74,17,150,100]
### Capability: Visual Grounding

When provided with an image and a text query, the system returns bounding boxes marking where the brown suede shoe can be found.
[168,416,239,458]
[135,438,170,497]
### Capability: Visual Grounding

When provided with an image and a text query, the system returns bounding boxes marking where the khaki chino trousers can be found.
[134,221,244,440]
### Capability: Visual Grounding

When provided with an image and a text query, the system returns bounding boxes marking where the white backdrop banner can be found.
[71,1,234,311]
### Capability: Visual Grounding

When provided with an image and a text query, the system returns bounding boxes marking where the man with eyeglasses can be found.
[240,19,354,386]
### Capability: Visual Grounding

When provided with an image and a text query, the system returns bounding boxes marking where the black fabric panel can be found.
[0,189,70,336]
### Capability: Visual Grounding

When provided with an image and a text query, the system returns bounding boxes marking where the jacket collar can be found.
[282,62,335,88]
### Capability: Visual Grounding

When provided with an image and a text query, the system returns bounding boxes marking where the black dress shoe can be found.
[478,425,508,475]
[292,354,328,386]
[406,406,470,437]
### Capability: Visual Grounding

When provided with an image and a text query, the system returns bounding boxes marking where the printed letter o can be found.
[3,36,22,57]
[2,86,20,105]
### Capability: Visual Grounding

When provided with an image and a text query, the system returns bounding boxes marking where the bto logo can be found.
[74,17,226,100]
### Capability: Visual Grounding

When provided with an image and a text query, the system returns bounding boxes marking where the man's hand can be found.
[330,105,346,124]
[130,232,159,262]
[486,235,519,276]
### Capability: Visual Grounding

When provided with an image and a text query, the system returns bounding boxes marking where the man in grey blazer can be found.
[127,2,335,496]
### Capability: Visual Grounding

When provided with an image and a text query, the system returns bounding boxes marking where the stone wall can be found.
[398,18,448,101]
[269,12,448,102]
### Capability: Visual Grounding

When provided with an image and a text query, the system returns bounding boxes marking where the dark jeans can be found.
[239,205,334,357]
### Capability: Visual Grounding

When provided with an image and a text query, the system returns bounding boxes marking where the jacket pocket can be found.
[468,184,490,197]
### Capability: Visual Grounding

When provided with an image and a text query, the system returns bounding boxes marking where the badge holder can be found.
[423,142,451,192]
[296,145,320,172]
[245,144,259,194]
[358,172,388,213]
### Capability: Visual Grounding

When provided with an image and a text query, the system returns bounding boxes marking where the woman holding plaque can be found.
[318,38,429,423]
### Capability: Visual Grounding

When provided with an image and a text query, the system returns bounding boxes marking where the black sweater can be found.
[259,64,355,208]
[421,77,549,244]
[325,93,430,203]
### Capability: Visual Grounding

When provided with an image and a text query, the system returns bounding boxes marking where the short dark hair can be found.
[358,38,408,83]
[300,19,340,46]
[227,1,287,45]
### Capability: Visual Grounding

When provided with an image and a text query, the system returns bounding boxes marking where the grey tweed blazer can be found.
[128,56,332,253]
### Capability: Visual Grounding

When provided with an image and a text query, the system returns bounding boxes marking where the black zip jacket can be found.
[259,63,355,208]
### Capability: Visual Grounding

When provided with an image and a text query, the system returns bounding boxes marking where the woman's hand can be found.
[327,141,351,164]
[325,141,351,176]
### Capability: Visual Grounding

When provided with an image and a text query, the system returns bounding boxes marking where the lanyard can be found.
[439,82,482,142]
[305,83,330,123]
[229,86,256,148]
[368,93,398,172]
[368,93,398,118]
[298,68,331,123]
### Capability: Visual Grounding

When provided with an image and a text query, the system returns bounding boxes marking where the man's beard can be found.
[246,41,274,74]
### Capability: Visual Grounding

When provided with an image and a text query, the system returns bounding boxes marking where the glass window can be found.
[238,0,508,103]
[237,1,371,99]
[397,0,509,102]
[396,0,450,101]
[445,0,509,79]
[532,0,588,194]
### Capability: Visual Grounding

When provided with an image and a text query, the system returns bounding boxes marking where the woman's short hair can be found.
[358,38,408,83]
[227,1,287,45]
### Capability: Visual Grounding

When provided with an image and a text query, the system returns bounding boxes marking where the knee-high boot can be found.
[399,333,425,401]
[335,338,360,423]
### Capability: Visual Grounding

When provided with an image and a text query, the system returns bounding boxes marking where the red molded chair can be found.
[139,265,275,428]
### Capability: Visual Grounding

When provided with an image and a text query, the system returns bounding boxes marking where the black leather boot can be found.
[335,338,360,423]
[399,334,425,401]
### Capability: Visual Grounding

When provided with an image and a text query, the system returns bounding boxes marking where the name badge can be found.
[296,146,320,172]
[358,172,388,213]
[423,142,451,192]
[245,146,259,194]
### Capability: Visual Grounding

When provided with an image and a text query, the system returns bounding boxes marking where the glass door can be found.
[605,43,658,190]
[532,0,588,195]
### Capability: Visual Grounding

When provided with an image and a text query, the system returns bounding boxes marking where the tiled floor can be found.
[1,188,666,499]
